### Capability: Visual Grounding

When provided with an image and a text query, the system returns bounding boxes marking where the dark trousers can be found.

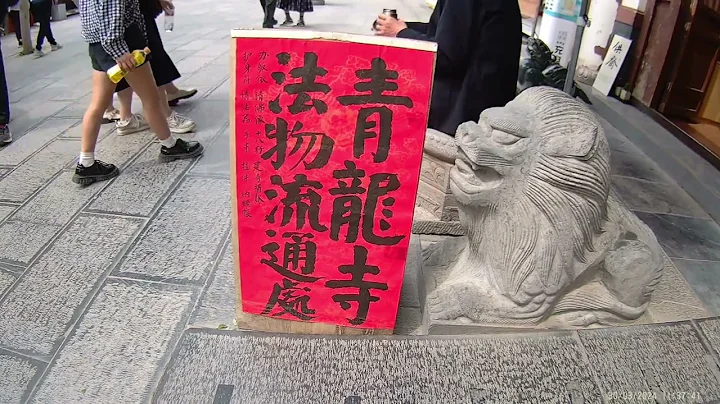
[0,45,9,125]
[9,10,21,44]
[259,0,277,27]
[30,0,56,50]
[114,15,180,93]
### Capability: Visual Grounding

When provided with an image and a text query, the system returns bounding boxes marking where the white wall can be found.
[577,0,620,72]
[622,0,647,12]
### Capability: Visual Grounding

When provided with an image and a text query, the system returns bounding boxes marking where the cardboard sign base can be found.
[231,211,390,335]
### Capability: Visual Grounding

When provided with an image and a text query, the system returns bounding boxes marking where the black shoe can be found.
[159,138,204,162]
[272,18,278,25]
[72,160,119,186]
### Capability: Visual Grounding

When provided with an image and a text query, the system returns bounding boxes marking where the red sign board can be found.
[231,31,436,331]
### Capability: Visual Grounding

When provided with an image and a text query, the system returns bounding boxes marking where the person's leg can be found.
[29,2,45,53]
[124,63,203,161]
[157,87,172,118]
[141,14,195,133]
[114,86,151,135]
[102,99,120,123]
[118,83,194,134]
[73,70,119,185]
[298,11,305,26]
[263,0,277,27]
[81,72,116,154]
[282,10,293,25]
[122,64,170,140]
[35,1,48,49]
[117,88,133,120]
[0,45,11,144]
[42,0,58,48]
[161,86,196,133]
[165,82,179,93]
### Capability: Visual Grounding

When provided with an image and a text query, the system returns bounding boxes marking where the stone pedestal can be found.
[412,129,463,235]
[417,153,459,221]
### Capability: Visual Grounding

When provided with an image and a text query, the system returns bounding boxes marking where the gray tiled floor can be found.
[612,175,710,219]
[674,259,720,316]
[2,0,720,402]
[634,212,720,261]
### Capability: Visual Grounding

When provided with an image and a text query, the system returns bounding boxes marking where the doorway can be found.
[638,0,720,160]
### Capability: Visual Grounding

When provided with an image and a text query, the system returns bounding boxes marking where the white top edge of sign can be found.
[230,29,438,52]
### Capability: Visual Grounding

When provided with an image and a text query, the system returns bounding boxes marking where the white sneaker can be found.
[167,111,196,134]
[102,108,121,123]
[51,43,62,51]
[116,114,150,136]
[33,49,45,59]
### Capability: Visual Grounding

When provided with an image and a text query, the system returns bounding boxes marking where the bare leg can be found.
[119,84,171,119]
[122,63,171,141]
[81,71,116,153]
[102,99,121,123]
[164,82,179,94]
[117,88,134,120]
[160,84,197,133]
[157,86,172,118]
[73,70,122,184]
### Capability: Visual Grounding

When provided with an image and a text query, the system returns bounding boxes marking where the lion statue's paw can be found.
[566,312,600,327]
[427,283,465,321]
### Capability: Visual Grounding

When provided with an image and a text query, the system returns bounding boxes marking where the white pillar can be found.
[577,0,619,72]
[19,0,33,56]
[538,0,583,67]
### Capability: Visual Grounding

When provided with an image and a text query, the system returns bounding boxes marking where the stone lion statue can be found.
[426,87,664,327]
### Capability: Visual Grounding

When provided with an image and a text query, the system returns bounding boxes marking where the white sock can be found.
[159,135,177,148]
[79,152,95,167]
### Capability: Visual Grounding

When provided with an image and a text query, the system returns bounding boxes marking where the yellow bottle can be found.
[106,47,152,83]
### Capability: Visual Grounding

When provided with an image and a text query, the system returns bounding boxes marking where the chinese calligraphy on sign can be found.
[593,35,633,96]
[230,31,437,332]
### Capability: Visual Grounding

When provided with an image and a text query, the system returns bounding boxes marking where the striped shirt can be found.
[79,0,146,59]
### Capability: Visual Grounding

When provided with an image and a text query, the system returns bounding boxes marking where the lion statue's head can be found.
[449,87,612,297]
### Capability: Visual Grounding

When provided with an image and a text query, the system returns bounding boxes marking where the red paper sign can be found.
[232,32,436,330]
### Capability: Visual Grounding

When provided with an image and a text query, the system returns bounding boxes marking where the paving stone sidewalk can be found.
[3,0,720,402]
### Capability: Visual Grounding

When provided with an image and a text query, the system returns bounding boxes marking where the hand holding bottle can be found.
[107,47,151,83]
[115,53,137,73]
